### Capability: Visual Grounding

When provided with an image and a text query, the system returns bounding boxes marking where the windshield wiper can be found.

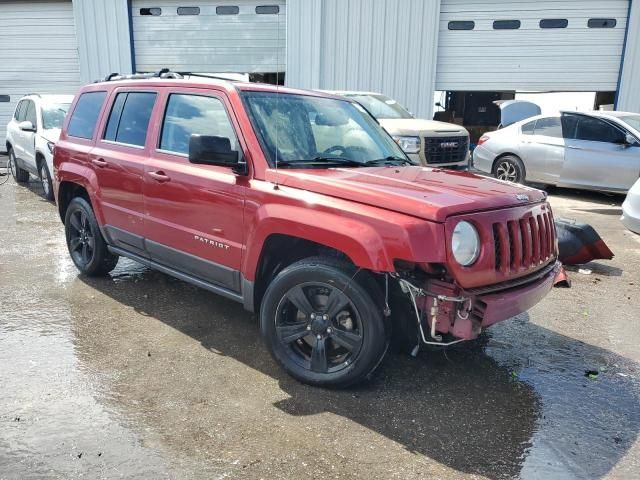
[309,156,363,166]
[364,156,415,166]
[274,157,363,168]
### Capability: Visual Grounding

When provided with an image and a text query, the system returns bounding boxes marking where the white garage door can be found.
[436,0,629,91]
[0,0,81,152]
[131,0,286,74]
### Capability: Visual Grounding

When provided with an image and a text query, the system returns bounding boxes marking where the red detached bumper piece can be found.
[417,262,560,341]
[556,218,614,265]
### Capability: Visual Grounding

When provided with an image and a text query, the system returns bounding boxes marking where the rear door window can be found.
[67,91,107,139]
[574,116,626,144]
[534,117,562,138]
[159,94,238,155]
[103,92,156,146]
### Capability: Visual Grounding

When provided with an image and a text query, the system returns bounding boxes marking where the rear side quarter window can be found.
[533,117,562,138]
[14,100,26,121]
[521,120,536,135]
[67,91,107,139]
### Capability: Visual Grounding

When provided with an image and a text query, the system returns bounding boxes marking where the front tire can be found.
[64,197,119,276]
[260,257,388,388]
[494,155,525,184]
[8,149,29,183]
[39,161,54,201]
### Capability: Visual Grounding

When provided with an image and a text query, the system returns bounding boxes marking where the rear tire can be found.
[260,257,388,388]
[8,149,29,183]
[494,155,525,184]
[39,161,54,201]
[64,197,119,276]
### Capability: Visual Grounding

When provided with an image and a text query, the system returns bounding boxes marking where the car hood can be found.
[40,128,62,144]
[268,166,546,222]
[379,118,467,136]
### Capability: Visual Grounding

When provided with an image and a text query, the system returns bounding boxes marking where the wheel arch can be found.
[35,151,46,170]
[57,181,92,223]
[250,233,357,313]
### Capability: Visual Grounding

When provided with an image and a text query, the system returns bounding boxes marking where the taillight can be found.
[477,135,490,146]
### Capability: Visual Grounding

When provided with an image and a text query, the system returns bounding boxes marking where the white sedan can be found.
[622,177,640,234]
[473,111,640,194]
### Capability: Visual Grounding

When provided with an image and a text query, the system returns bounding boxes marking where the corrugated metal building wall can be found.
[617,0,640,113]
[0,0,82,151]
[72,0,133,83]
[286,0,441,119]
[2,0,640,128]
[286,0,640,117]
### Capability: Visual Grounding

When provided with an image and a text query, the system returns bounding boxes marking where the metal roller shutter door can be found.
[436,0,629,91]
[0,0,81,152]
[131,0,286,74]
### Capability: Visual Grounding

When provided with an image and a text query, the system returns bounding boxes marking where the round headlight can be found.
[451,221,480,266]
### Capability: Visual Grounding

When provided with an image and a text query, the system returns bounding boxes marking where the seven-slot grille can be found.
[423,136,469,164]
[492,211,556,273]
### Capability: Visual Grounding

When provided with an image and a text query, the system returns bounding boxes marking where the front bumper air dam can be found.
[402,261,561,342]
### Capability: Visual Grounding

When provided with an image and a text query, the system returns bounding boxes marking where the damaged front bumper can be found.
[397,261,561,344]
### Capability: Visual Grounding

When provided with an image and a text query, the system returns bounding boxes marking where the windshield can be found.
[619,115,640,132]
[345,94,413,120]
[241,91,409,167]
[41,103,71,129]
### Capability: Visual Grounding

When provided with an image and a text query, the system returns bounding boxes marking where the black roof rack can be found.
[178,72,241,82]
[100,68,239,83]
[102,68,182,82]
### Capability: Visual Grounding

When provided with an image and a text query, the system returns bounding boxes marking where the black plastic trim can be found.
[145,239,240,291]
[104,225,147,256]
[108,245,244,304]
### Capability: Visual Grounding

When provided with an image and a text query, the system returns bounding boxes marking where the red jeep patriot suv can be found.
[53,71,560,388]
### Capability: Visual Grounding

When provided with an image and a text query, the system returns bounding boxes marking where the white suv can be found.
[6,94,73,200]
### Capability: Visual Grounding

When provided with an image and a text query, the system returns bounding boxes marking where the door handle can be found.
[91,158,108,168]
[148,170,171,183]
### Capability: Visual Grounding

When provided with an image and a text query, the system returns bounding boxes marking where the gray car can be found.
[473,111,640,193]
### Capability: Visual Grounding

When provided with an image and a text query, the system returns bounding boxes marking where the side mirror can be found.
[18,120,35,132]
[188,135,246,174]
[624,133,638,147]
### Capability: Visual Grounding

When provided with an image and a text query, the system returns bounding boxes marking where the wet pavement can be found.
[1,174,639,479]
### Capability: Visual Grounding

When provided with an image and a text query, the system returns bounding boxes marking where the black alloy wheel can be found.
[68,207,95,268]
[261,257,388,388]
[64,197,119,276]
[275,282,364,375]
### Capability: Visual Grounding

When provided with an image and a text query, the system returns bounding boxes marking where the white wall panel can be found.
[0,0,81,151]
[286,0,440,119]
[72,0,134,83]
[437,0,629,91]
[617,0,640,112]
